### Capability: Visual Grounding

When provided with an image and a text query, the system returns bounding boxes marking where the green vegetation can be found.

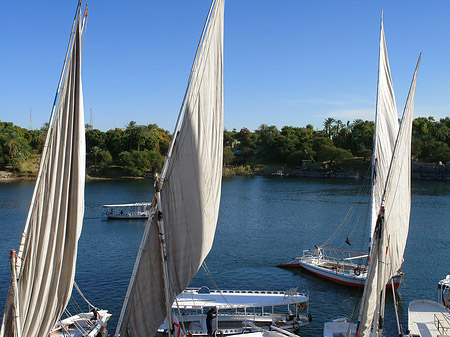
[2,116,450,178]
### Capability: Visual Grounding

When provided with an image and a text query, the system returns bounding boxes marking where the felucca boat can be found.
[0,2,110,337]
[323,13,421,337]
[114,1,309,337]
[277,10,406,290]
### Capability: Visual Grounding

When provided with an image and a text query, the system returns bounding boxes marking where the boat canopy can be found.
[102,203,152,208]
[175,289,308,309]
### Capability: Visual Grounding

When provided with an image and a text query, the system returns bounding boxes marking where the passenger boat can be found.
[158,288,310,336]
[102,203,151,219]
[408,275,450,337]
[271,170,289,177]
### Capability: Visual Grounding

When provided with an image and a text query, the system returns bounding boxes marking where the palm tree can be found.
[323,117,335,139]
[6,134,21,159]
[135,125,150,152]
[91,146,101,166]
[126,121,137,151]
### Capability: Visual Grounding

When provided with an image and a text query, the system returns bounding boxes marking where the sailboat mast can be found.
[15,0,83,275]
[391,278,403,335]
[372,210,386,336]
[368,12,382,256]
[155,188,173,337]
[9,251,21,337]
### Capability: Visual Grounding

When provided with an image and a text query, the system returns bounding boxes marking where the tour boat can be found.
[408,275,450,337]
[102,203,151,219]
[158,288,311,336]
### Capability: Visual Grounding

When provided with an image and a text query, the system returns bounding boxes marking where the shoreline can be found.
[3,161,450,183]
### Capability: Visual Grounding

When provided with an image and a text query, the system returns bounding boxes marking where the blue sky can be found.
[1,1,449,133]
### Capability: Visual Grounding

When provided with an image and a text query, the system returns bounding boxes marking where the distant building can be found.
[302,160,312,168]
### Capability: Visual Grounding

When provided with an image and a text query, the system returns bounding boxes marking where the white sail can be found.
[369,14,399,244]
[0,8,85,337]
[118,0,224,336]
[357,54,420,337]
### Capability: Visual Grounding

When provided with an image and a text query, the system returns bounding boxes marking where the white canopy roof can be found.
[102,203,151,208]
[174,289,308,309]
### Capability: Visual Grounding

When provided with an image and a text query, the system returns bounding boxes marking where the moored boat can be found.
[323,11,421,337]
[158,288,310,336]
[50,309,112,337]
[102,203,151,219]
[408,275,450,337]
[278,8,409,291]
[278,247,402,289]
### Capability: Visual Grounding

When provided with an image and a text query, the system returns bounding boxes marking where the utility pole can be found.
[29,108,32,130]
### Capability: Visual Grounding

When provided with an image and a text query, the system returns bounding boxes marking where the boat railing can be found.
[302,248,368,267]
[184,288,309,298]
[434,312,450,335]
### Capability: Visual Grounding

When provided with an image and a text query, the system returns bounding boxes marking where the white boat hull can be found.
[323,318,374,337]
[323,318,356,337]
[50,309,112,337]
[278,257,402,289]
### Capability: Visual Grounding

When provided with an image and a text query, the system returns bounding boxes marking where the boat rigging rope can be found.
[201,262,233,309]
[63,308,91,335]
[320,206,355,248]
[69,297,84,320]
[74,281,98,309]
[336,214,361,250]
[320,166,372,248]
[56,281,99,335]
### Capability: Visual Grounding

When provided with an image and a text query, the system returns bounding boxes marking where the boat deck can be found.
[408,299,450,337]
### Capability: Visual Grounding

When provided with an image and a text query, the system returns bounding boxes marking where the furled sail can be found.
[0,7,85,337]
[369,13,399,243]
[118,0,224,336]
[357,54,420,337]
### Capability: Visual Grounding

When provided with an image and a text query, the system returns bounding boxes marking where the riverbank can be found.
[3,161,450,182]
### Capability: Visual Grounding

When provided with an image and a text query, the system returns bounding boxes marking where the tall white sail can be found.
[1,7,85,337]
[118,1,224,336]
[357,54,420,337]
[369,14,399,244]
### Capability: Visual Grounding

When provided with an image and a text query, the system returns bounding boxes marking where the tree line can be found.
[1,116,450,177]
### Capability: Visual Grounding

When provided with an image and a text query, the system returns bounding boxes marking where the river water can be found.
[0,177,447,336]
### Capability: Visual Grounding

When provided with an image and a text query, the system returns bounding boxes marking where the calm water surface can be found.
[0,177,448,336]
